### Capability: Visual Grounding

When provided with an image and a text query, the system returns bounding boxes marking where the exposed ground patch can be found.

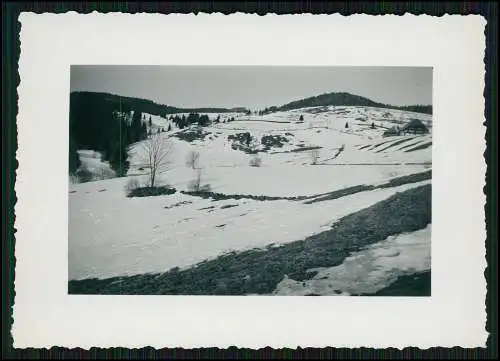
[273,146,322,154]
[370,138,400,150]
[398,141,425,151]
[164,201,192,209]
[181,190,308,202]
[303,169,431,204]
[127,186,177,198]
[220,204,238,209]
[181,170,431,204]
[233,119,292,124]
[173,128,211,143]
[358,144,372,150]
[360,271,431,296]
[404,142,432,152]
[375,137,418,153]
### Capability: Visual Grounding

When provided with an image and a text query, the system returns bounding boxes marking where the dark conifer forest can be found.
[69,92,234,176]
[69,92,149,176]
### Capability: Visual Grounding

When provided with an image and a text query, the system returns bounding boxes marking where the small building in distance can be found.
[383,119,429,137]
[401,119,430,135]
[383,126,401,137]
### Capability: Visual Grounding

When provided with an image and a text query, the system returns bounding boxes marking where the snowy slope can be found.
[69,105,432,282]
[125,106,431,195]
[71,150,116,183]
[69,177,430,280]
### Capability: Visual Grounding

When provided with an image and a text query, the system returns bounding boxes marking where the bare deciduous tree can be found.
[188,170,202,191]
[188,169,211,192]
[310,150,319,165]
[186,150,200,169]
[139,133,171,188]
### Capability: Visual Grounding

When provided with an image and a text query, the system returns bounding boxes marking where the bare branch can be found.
[138,133,172,187]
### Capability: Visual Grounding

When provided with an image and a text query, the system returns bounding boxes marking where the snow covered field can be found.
[69,105,432,294]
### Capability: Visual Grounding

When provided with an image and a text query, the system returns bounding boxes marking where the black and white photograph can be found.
[12,11,488,349]
[67,65,433,296]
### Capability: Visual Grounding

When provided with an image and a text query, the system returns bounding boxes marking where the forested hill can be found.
[70,91,247,116]
[69,91,247,177]
[260,92,432,115]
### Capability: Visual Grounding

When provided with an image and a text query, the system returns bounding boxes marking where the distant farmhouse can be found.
[383,126,401,137]
[383,119,429,137]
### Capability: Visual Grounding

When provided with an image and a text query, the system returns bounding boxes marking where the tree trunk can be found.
[150,171,155,188]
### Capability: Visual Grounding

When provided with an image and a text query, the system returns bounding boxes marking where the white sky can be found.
[70,66,432,110]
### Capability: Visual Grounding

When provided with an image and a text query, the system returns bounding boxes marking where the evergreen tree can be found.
[168,123,172,132]
[345,122,349,129]
[141,123,148,140]
[198,114,210,127]
[132,110,143,142]
[299,115,304,121]
[69,137,81,174]
[187,113,200,126]
[180,115,187,128]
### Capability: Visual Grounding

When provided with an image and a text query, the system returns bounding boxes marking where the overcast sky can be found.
[70,66,432,110]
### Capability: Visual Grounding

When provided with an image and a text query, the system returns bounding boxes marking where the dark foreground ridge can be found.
[69,184,431,296]
[361,271,431,296]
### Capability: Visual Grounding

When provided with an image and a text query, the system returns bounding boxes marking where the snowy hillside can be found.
[70,150,116,184]
[124,106,431,195]
[69,105,432,295]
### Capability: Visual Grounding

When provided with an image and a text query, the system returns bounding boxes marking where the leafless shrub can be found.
[188,170,211,192]
[188,170,202,192]
[333,144,346,159]
[249,156,262,167]
[96,167,115,180]
[75,165,93,183]
[310,150,320,165]
[69,174,80,184]
[199,184,211,192]
[186,150,200,169]
[124,177,141,194]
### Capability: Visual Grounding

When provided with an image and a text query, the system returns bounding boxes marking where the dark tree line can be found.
[71,91,250,118]
[69,93,149,176]
[394,105,433,115]
[257,92,433,115]
[170,113,211,129]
